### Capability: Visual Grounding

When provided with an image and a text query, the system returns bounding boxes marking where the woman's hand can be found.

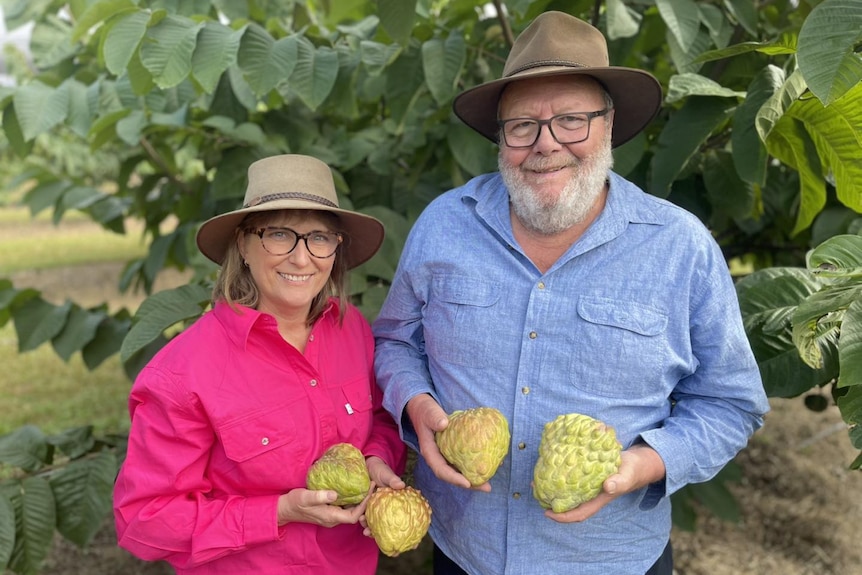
[366,455,406,490]
[277,487,369,527]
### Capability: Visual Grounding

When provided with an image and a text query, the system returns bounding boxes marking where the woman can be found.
[113,154,407,574]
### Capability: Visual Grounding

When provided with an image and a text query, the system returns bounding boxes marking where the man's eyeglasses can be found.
[497,109,612,148]
[246,227,343,258]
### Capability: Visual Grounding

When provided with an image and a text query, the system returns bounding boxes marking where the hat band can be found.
[244,191,338,209]
[505,60,588,77]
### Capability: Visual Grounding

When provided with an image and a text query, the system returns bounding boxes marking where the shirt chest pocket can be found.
[336,378,375,446]
[218,405,308,489]
[568,296,669,398]
[426,275,502,368]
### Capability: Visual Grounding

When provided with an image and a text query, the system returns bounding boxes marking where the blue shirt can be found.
[372,171,769,575]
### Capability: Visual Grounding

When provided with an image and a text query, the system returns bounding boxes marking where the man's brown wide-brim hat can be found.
[453,11,662,148]
[196,154,384,269]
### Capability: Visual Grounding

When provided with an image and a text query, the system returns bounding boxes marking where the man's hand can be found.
[406,394,489,491]
[544,443,666,523]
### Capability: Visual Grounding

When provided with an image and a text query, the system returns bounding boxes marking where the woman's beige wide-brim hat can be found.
[196,154,384,269]
[453,11,662,148]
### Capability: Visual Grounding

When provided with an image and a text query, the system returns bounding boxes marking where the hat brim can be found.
[453,66,662,148]
[196,200,385,270]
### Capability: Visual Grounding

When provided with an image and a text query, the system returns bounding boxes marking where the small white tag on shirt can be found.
[345,403,354,415]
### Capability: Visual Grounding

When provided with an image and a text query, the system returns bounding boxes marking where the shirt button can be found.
[518,442,526,450]
[538,282,545,289]
[512,492,521,499]
[521,386,530,395]
[310,379,318,387]
[261,437,270,446]
[529,331,537,339]
[309,334,315,341]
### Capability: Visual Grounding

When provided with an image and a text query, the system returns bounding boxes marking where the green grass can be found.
[0,206,141,437]
[0,323,132,436]
[0,207,147,274]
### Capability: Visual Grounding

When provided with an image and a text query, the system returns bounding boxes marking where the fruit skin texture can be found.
[305,442,370,506]
[532,413,622,513]
[435,407,511,486]
[365,486,432,557]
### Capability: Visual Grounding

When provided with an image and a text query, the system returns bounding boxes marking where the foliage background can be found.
[0,0,859,573]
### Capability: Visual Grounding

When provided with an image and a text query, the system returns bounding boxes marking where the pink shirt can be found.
[113,299,406,574]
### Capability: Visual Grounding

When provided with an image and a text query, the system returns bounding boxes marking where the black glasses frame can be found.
[497,108,612,148]
[247,226,343,258]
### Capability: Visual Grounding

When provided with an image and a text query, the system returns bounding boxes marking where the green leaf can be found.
[8,477,56,575]
[732,66,783,186]
[650,97,735,197]
[103,9,151,76]
[656,0,701,52]
[796,0,862,106]
[755,69,807,142]
[46,427,95,460]
[666,73,746,104]
[0,493,14,569]
[764,117,825,235]
[606,0,641,40]
[703,150,753,220]
[786,83,862,214]
[120,284,210,362]
[447,120,497,177]
[421,32,466,107]
[1,103,34,157]
[51,307,106,362]
[838,297,862,389]
[237,24,298,97]
[30,14,77,69]
[82,314,132,370]
[359,40,402,77]
[808,235,862,275]
[13,81,70,141]
[792,284,861,368]
[693,35,797,64]
[376,0,417,44]
[13,298,73,353]
[191,22,244,94]
[71,0,138,42]
[722,0,758,36]
[0,426,50,472]
[50,452,117,547]
[287,38,339,111]
[140,15,203,89]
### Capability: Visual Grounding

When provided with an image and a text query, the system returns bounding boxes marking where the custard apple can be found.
[532,413,622,513]
[435,407,511,486]
[365,486,432,557]
[306,442,370,506]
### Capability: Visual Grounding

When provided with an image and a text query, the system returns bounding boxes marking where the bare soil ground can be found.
[9,259,862,575]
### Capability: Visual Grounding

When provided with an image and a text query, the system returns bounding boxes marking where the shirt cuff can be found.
[242,495,281,546]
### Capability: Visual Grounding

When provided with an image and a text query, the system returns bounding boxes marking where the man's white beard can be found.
[499,135,614,235]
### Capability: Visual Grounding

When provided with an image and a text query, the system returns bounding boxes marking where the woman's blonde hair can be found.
[212,210,350,325]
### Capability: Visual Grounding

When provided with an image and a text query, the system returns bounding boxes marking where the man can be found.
[372,11,769,575]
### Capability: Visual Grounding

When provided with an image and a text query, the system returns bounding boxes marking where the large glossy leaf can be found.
[13,298,73,353]
[191,21,244,94]
[807,234,862,278]
[0,426,50,473]
[755,69,807,142]
[796,0,862,105]
[140,15,203,89]
[30,14,77,69]
[120,284,211,362]
[722,0,758,35]
[764,117,825,235]
[786,83,862,213]
[421,32,466,107]
[71,0,138,42]
[0,493,14,569]
[376,0,417,44]
[731,66,783,186]
[13,81,69,141]
[606,0,641,39]
[650,96,735,197]
[82,314,132,370]
[656,0,700,53]
[838,298,862,389]
[703,150,753,221]
[8,477,55,575]
[51,306,106,362]
[666,73,746,104]
[50,452,117,547]
[237,24,298,96]
[287,38,339,111]
[103,9,151,75]
[792,285,860,368]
